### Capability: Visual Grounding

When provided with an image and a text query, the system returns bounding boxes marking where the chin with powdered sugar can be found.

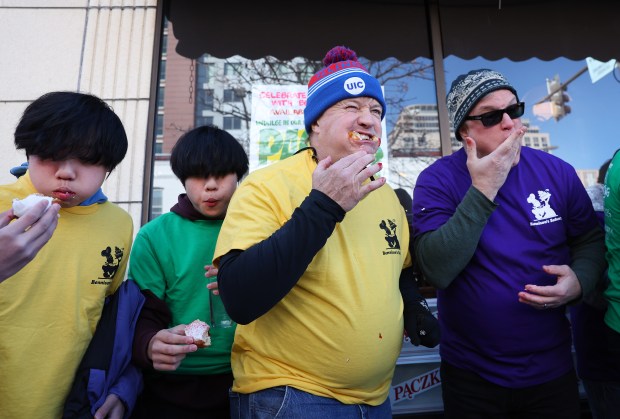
[184,319,211,348]
[12,194,54,218]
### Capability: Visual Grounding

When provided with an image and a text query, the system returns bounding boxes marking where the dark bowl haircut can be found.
[170,125,249,185]
[14,91,128,172]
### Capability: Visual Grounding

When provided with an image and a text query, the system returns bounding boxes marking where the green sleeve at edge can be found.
[414,186,497,289]
[569,225,607,303]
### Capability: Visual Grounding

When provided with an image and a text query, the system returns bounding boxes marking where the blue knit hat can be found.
[304,46,386,134]
[446,69,518,142]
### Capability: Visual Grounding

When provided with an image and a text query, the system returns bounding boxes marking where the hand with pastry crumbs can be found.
[312,151,385,212]
[0,199,60,283]
[147,324,197,371]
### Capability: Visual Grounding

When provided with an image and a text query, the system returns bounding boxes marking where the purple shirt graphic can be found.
[413,146,598,388]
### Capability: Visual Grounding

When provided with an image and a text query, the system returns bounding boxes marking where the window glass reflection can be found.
[153,21,439,218]
[150,188,163,219]
[444,56,620,186]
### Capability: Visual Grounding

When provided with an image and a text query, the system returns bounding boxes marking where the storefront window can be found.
[153,18,440,217]
[145,2,619,414]
[444,56,620,183]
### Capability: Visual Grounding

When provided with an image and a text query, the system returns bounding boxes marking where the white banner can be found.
[249,85,308,172]
[250,84,389,181]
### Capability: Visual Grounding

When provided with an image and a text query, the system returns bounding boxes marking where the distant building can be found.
[522,122,554,153]
[389,104,554,158]
[389,104,449,157]
[386,104,556,190]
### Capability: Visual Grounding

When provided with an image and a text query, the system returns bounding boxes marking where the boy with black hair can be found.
[0,91,135,418]
[129,125,249,418]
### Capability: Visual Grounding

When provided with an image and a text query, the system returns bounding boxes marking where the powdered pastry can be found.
[184,319,211,348]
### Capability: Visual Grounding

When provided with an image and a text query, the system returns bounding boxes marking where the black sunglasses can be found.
[464,102,525,127]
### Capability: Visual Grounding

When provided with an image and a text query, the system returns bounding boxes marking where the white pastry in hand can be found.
[12,194,54,218]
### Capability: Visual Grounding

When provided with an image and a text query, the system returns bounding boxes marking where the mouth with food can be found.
[348,131,381,157]
[52,188,77,202]
[348,131,381,145]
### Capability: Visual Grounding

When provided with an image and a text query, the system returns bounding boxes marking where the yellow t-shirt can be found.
[214,150,410,405]
[0,173,133,419]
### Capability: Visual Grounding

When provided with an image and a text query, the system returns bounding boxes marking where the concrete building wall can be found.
[0,0,158,234]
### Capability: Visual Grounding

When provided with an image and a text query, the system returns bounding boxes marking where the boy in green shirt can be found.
[129,125,248,418]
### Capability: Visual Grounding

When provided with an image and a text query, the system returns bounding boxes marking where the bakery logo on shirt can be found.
[92,246,125,285]
[379,219,401,255]
[527,189,562,226]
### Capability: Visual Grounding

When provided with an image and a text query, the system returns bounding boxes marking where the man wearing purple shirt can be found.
[412,69,606,418]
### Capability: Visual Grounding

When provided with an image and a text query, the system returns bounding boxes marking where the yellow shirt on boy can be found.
[0,172,133,418]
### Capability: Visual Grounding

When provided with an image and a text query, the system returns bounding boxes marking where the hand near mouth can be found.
[312,150,385,212]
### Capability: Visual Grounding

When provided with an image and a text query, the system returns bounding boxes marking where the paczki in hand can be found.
[12,194,54,218]
[184,319,211,348]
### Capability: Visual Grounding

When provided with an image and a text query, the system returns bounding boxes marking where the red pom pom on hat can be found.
[322,46,358,66]
[304,45,386,134]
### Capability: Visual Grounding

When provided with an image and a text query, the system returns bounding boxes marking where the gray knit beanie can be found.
[446,69,518,142]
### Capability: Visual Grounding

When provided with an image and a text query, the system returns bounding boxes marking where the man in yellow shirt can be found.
[213,45,437,418]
